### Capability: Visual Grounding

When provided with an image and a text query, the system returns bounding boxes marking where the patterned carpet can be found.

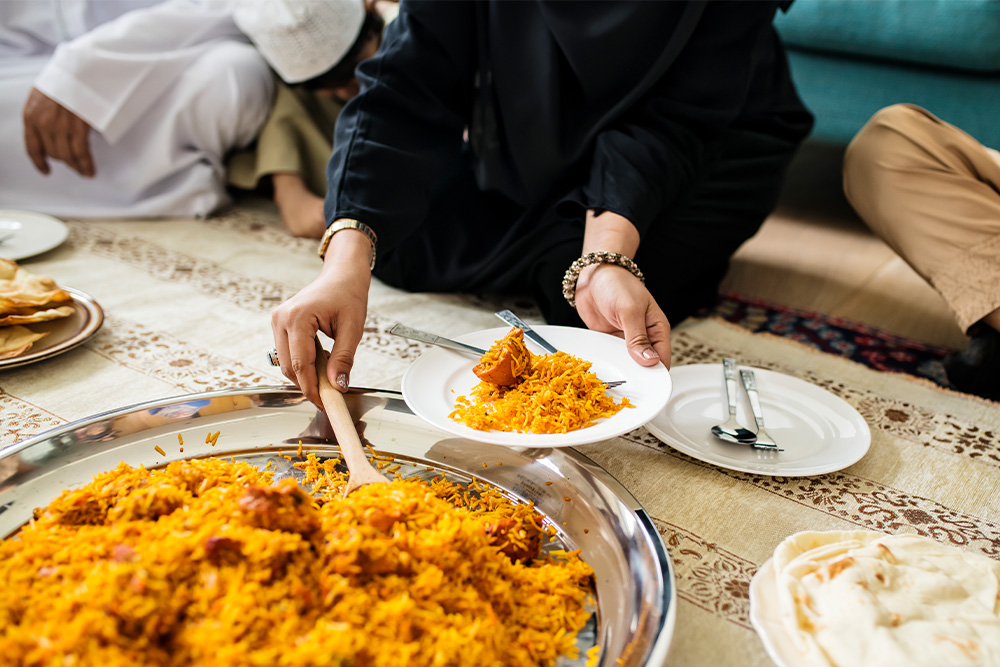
[709,292,959,389]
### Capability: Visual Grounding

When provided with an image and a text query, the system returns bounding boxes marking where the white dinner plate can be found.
[401,325,672,447]
[0,209,69,261]
[749,558,805,667]
[0,288,104,370]
[644,364,870,476]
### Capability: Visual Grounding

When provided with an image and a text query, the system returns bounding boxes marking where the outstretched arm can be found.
[33,0,247,144]
[273,2,477,400]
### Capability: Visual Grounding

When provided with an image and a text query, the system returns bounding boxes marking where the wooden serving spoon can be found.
[314,343,388,495]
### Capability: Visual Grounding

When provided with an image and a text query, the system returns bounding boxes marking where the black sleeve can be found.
[576,1,788,236]
[324,1,477,252]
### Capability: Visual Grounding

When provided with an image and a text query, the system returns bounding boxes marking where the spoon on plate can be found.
[387,323,626,389]
[389,324,531,385]
[0,219,21,245]
[313,341,388,495]
[388,323,487,356]
[711,358,757,445]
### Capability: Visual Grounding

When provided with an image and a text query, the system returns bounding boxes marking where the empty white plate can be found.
[645,364,870,476]
[0,209,69,261]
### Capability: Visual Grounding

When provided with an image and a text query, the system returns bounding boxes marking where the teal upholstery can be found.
[775,0,1000,146]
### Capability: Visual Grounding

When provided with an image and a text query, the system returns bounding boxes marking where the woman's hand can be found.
[574,210,671,368]
[270,227,372,406]
[574,262,671,368]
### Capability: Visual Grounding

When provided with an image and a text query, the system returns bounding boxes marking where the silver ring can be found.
[266,348,279,367]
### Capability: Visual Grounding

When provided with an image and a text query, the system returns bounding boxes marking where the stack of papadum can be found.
[771,530,1000,666]
[0,257,74,359]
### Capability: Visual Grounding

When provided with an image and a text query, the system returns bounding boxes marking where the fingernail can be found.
[336,373,348,389]
[641,348,659,360]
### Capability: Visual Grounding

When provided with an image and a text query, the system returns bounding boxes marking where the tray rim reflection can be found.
[0,385,676,667]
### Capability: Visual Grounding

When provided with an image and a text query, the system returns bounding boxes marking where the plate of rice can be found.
[401,325,672,447]
[0,387,676,666]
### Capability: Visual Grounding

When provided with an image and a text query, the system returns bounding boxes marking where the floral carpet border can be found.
[708,292,957,389]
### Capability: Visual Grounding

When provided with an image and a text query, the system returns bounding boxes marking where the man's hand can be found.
[22,88,95,177]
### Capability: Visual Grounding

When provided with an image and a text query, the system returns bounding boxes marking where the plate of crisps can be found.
[0,209,69,261]
[0,258,103,369]
[750,530,1000,667]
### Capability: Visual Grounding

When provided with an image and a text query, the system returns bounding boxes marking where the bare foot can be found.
[272,172,326,239]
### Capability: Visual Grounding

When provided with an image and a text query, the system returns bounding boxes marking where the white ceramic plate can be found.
[0,287,104,370]
[644,364,870,476]
[401,325,672,447]
[0,209,69,261]
[749,558,805,667]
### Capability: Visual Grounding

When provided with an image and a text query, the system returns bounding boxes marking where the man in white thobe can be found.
[0,0,274,218]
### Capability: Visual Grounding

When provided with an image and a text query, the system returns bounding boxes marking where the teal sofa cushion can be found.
[784,49,1000,147]
[775,0,1000,72]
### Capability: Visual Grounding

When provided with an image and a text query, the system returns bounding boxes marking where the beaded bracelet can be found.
[562,251,645,308]
[317,219,378,270]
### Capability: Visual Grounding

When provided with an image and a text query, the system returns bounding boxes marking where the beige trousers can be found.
[843,104,1000,333]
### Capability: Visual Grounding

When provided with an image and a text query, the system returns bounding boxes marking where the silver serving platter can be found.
[0,386,676,666]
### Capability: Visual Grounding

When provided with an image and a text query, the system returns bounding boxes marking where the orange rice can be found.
[452,349,634,434]
[0,455,595,666]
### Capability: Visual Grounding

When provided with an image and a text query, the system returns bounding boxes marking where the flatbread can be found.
[0,325,49,359]
[772,530,1000,666]
[0,258,74,333]
[0,305,75,326]
[0,257,72,310]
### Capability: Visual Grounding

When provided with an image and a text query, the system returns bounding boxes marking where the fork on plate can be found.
[739,369,783,452]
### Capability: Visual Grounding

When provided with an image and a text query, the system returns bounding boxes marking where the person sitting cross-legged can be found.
[844,103,1000,399]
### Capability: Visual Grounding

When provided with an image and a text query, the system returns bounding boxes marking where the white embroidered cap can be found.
[234,0,366,84]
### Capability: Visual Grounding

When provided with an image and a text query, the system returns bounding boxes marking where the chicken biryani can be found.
[0,454,597,667]
[451,328,633,434]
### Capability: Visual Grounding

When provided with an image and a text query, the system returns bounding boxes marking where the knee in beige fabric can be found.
[860,103,931,136]
[174,41,275,155]
[843,104,936,217]
[845,105,930,178]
